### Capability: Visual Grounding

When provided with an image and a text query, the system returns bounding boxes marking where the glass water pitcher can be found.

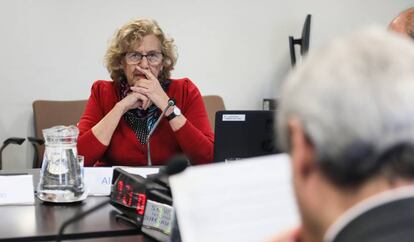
[37,125,87,203]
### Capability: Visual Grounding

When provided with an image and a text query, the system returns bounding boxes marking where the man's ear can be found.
[288,118,316,180]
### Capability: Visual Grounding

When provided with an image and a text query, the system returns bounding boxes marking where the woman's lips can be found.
[134,73,146,79]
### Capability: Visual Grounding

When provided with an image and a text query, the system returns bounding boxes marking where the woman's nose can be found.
[138,56,150,69]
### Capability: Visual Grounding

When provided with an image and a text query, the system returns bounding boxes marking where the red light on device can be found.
[110,168,148,224]
[117,180,124,191]
[116,180,124,201]
[136,193,147,215]
[122,184,133,206]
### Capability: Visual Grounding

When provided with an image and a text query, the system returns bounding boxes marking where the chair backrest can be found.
[202,95,225,131]
[32,100,87,168]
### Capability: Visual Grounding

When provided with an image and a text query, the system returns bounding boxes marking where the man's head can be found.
[277,27,414,241]
[389,7,414,39]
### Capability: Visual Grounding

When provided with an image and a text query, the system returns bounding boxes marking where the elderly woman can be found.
[77,18,214,166]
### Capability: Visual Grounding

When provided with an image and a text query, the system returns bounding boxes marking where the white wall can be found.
[0,0,412,169]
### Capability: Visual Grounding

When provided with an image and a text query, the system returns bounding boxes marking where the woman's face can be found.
[122,34,164,86]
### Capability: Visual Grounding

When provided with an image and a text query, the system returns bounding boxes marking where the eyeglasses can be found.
[124,51,163,65]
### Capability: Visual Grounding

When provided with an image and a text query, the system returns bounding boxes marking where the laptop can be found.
[213,110,281,162]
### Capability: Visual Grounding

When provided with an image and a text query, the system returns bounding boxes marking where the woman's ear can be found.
[119,59,125,70]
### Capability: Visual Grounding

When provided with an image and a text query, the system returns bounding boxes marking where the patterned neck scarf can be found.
[119,78,171,144]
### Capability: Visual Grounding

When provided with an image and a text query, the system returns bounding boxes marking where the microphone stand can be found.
[146,99,175,166]
[56,198,110,242]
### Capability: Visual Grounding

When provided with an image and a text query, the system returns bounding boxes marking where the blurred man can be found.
[270,28,414,242]
[389,7,414,39]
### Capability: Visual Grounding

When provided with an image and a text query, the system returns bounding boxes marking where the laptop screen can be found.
[213,110,281,162]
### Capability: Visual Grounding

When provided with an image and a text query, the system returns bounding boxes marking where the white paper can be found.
[169,154,299,242]
[84,167,159,196]
[0,175,35,205]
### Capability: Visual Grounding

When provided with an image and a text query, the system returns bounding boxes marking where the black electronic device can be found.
[213,110,281,162]
[109,156,189,241]
[110,168,150,225]
[289,14,311,66]
[110,168,173,242]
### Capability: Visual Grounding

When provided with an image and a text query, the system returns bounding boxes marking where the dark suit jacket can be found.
[333,196,414,242]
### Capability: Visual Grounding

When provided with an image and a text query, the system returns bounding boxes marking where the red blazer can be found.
[77,78,214,166]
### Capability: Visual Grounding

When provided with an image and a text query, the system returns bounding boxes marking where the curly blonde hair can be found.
[105,18,177,83]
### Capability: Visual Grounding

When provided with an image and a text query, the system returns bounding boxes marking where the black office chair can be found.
[3,100,87,168]
[0,137,25,170]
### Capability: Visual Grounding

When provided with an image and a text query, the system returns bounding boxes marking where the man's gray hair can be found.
[277,27,414,185]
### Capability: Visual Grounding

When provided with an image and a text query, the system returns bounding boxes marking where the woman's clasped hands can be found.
[123,65,170,112]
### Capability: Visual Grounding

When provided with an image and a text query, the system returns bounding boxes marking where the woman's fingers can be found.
[129,87,151,109]
[136,66,157,80]
[133,68,163,96]
[140,95,151,110]
[130,83,168,109]
[121,91,152,110]
[130,86,148,95]
[135,93,151,110]
[130,68,170,109]
[143,100,153,110]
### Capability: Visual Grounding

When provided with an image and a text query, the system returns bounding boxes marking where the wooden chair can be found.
[30,100,87,168]
[202,95,225,131]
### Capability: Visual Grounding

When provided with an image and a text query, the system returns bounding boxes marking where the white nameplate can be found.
[222,114,246,121]
[84,167,114,196]
[0,175,34,205]
[84,167,159,196]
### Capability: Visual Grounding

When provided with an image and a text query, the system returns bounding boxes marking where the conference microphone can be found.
[147,154,190,189]
[164,154,190,175]
[147,99,176,166]
[109,155,189,241]
[111,155,189,214]
[57,157,189,242]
